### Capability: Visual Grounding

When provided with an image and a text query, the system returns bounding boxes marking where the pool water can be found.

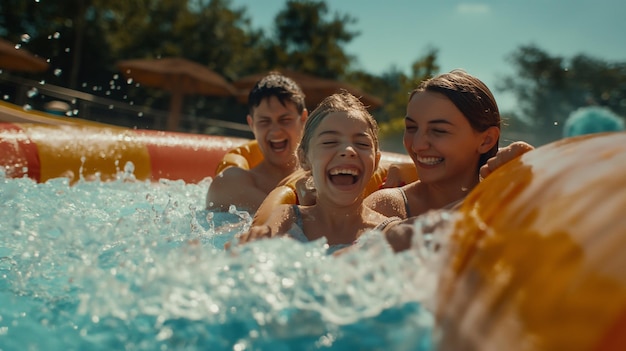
[0,170,441,351]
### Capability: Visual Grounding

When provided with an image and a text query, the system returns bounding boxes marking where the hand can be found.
[480,141,534,179]
[237,224,274,245]
[382,162,418,189]
[383,221,415,253]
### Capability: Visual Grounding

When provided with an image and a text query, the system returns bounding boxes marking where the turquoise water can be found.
[0,170,440,351]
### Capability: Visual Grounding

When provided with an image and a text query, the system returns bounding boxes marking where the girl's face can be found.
[403,91,491,186]
[302,111,380,206]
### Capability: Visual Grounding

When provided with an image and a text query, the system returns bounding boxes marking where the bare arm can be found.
[238,204,296,244]
[206,167,268,212]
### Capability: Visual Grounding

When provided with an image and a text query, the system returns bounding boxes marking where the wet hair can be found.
[247,71,306,116]
[298,91,379,160]
[410,69,501,170]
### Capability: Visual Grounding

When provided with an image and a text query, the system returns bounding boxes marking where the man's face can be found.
[247,96,307,168]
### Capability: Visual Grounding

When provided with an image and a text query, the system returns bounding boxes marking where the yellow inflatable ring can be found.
[215,140,264,175]
[436,131,626,351]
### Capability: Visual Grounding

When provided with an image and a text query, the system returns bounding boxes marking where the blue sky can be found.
[230,0,626,112]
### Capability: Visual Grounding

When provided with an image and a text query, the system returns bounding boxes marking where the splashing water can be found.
[0,172,449,350]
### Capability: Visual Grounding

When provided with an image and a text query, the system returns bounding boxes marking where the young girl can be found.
[237,92,393,253]
[364,70,501,250]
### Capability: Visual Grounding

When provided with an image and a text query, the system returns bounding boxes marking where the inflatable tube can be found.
[436,131,626,351]
[0,123,250,184]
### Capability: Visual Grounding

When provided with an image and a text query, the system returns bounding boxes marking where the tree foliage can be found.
[268,0,358,78]
[499,45,626,144]
[1,0,440,133]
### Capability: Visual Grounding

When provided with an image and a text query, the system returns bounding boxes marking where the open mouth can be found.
[269,139,288,152]
[417,156,444,166]
[329,167,360,186]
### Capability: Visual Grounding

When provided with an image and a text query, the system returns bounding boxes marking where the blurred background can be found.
[1,0,625,151]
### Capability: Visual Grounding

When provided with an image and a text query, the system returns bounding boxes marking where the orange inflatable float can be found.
[0,122,251,184]
[436,131,626,351]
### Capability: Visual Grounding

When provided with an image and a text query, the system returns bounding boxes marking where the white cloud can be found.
[456,3,491,14]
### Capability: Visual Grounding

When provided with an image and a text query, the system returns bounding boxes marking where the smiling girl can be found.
[237,92,392,253]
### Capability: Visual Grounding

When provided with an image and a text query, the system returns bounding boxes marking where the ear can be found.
[300,109,309,123]
[477,126,500,153]
[246,114,253,129]
[297,148,311,171]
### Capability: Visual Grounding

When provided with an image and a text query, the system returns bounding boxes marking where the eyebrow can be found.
[405,116,454,126]
[317,130,371,138]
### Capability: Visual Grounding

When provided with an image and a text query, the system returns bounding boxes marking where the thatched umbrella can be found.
[0,38,49,72]
[117,57,237,131]
[233,69,383,110]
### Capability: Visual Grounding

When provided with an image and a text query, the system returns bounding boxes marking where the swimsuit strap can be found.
[374,216,402,231]
[292,204,304,228]
[398,188,411,218]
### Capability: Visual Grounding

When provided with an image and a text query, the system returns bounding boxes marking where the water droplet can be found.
[3,95,9,100]
[126,78,133,84]
[23,104,32,111]
[137,112,143,117]
[64,47,70,53]
[54,69,62,76]
[26,88,38,98]
[53,32,60,39]
[20,34,31,43]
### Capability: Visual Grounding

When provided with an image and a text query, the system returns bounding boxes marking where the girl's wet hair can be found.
[248,71,307,115]
[411,69,501,169]
[298,91,379,160]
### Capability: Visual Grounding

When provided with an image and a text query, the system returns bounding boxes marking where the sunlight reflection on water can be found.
[0,172,442,351]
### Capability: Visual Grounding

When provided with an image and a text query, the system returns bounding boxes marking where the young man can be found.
[206,72,308,212]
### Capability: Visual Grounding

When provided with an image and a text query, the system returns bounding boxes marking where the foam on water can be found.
[0,171,448,351]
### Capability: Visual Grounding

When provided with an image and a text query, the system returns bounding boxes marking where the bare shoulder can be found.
[206,167,261,211]
[212,166,254,187]
[364,187,406,218]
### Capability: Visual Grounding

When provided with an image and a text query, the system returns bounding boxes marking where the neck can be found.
[421,174,480,209]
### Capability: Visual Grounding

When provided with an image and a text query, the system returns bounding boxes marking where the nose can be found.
[411,131,430,153]
[340,144,357,157]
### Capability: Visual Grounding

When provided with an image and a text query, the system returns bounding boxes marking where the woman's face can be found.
[403,91,487,186]
[302,111,379,205]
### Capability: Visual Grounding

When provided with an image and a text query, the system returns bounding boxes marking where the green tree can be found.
[499,45,626,144]
[266,0,359,78]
